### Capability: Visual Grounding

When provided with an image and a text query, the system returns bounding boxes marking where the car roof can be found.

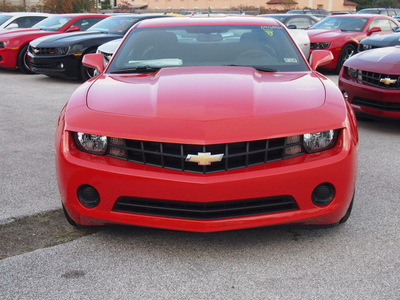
[1,12,50,16]
[134,15,280,28]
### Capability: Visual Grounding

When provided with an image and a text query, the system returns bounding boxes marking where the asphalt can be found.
[1,70,399,299]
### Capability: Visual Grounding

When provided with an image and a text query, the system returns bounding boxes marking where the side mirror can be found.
[287,24,297,29]
[82,53,105,74]
[367,27,381,36]
[66,26,81,33]
[309,50,334,70]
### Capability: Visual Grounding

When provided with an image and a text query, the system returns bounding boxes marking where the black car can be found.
[358,27,400,51]
[259,14,320,29]
[28,14,170,80]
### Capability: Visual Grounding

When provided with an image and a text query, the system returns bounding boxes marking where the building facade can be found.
[2,0,41,9]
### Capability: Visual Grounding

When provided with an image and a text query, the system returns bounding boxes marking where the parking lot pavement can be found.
[1,71,400,299]
[0,71,80,224]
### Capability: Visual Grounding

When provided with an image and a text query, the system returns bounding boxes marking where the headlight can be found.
[347,67,362,81]
[303,130,338,153]
[74,132,107,155]
[54,47,69,55]
[359,44,372,51]
[0,41,8,48]
[68,44,83,55]
[311,42,331,49]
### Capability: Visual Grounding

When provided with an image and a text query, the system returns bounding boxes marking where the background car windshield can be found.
[107,25,309,73]
[32,16,73,31]
[0,15,12,26]
[310,17,368,32]
[87,16,139,34]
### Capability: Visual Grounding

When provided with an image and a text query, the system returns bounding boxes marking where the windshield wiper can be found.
[224,65,277,72]
[110,66,161,74]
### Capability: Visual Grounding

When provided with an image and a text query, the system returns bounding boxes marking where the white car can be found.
[0,12,50,30]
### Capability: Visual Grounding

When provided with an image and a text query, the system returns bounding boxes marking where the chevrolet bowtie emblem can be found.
[380,78,397,85]
[33,48,39,54]
[186,152,224,166]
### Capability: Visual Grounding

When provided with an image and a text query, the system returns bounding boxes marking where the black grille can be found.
[360,71,400,89]
[113,196,299,220]
[106,137,304,174]
[30,46,56,55]
[353,97,400,112]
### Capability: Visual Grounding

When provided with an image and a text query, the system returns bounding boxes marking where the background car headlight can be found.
[54,47,69,55]
[310,42,331,49]
[74,132,107,155]
[359,44,372,51]
[347,67,362,81]
[0,41,8,48]
[303,130,338,153]
[68,44,83,55]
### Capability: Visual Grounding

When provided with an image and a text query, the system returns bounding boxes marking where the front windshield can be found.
[310,17,368,32]
[88,16,139,34]
[0,15,12,26]
[107,25,309,74]
[32,16,73,31]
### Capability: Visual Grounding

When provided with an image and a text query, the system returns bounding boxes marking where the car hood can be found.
[65,66,347,143]
[30,30,122,47]
[361,32,400,46]
[345,46,400,73]
[0,27,41,38]
[87,67,325,120]
[307,29,354,40]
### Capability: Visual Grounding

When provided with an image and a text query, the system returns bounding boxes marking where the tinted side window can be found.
[8,16,47,28]
[69,18,105,31]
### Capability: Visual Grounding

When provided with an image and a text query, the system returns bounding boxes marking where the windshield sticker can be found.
[261,26,282,37]
[284,58,298,63]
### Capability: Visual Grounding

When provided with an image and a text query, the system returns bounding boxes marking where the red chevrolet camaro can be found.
[56,16,358,232]
[0,13,108,73]
[339,46,400,118]
[307,14,400,73]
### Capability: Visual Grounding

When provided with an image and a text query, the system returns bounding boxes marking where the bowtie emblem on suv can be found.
[186,152,224,166]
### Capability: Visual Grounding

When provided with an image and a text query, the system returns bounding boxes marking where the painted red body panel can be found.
[0,14,108,69]
[339,46,400,118]
[56,17,358,232]
[307,15,400,71]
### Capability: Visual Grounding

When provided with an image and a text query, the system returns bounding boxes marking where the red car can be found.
[307,14,400,73]
[56,16,358,232]
[0,14,108,73]
[339,46,400,118]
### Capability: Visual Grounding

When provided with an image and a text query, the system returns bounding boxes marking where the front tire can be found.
[79,48,97,81]
[17,44,34,74]
[335,44,356,74]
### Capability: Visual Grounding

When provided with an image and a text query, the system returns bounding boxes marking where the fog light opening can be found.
[312,183,335,206]
[77,184,100,207]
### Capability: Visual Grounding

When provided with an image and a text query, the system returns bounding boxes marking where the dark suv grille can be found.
[113,196,299,220]
[106,137,304,174]
[360,71,400,89]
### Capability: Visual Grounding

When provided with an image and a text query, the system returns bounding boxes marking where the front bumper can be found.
[56,127,358,232]
[0,48,18,69]
[339,75,400,118]
[27,53,81,79]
